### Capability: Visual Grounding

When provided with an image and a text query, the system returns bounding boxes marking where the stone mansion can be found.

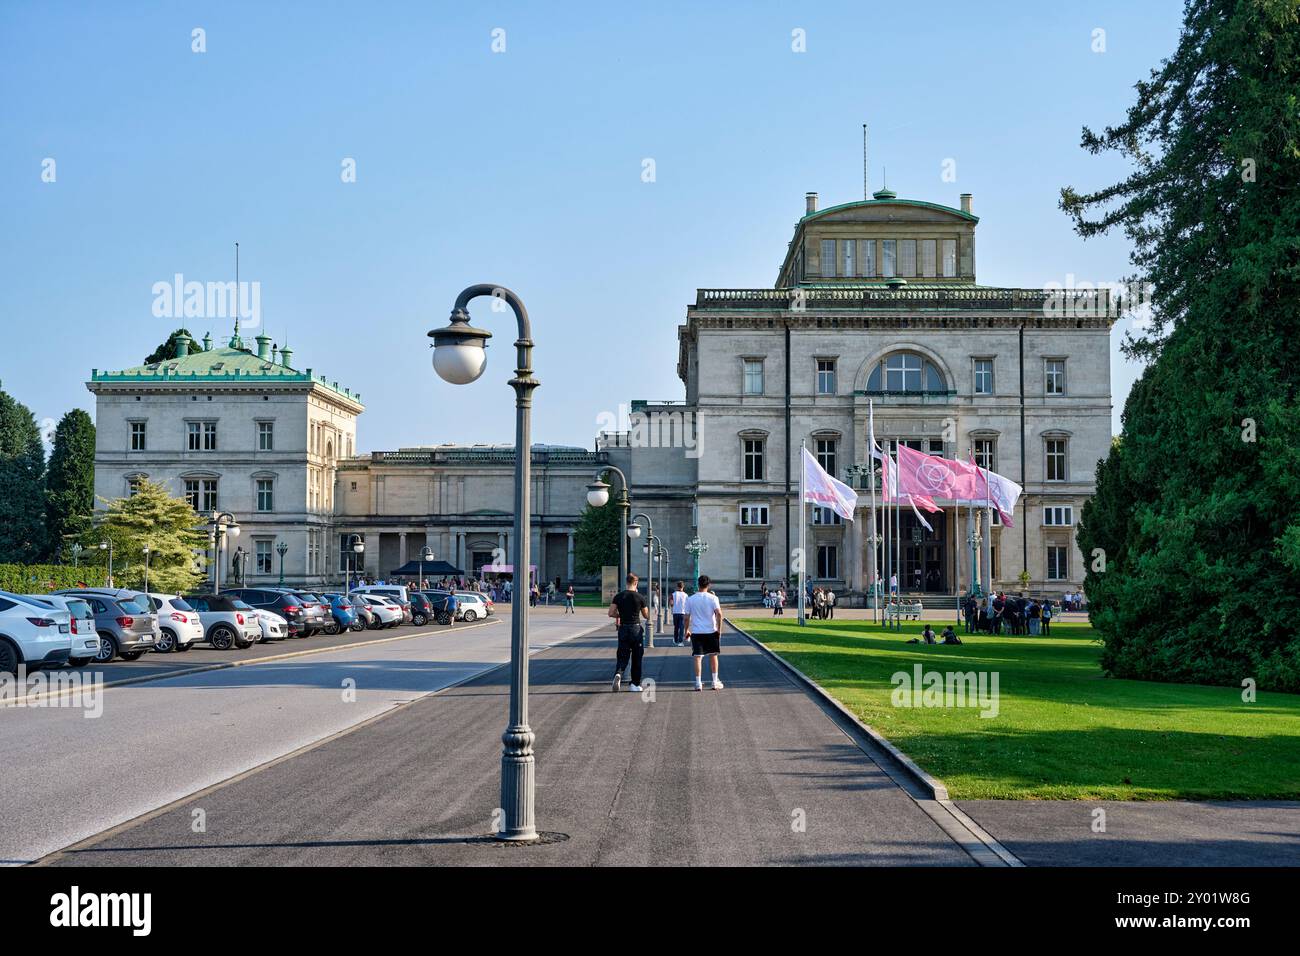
[89,186,1112,598]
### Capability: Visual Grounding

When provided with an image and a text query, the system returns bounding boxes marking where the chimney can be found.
[279,345,293,368]
[201,331,212,351]
[173,332,192,359]
[960,193,973,215]
[805,191,818,215]
[255,333,272,361]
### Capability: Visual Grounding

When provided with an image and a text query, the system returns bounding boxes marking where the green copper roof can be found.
[89,345,363,405]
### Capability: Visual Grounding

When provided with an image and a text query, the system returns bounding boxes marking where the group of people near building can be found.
[608,575,724,693]
[961,592,1058,635]
[756,581,836,618]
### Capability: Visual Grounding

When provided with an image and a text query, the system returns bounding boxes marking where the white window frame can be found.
[899,239,917,277]
[1045,438,1068,482]
[1046,543,1069,581]
[1043,505,1074,526]
[815,358,837,396]
[742,359,764,396]
[820,239,836,278]
[920,239,937,278]
[257,420,274,451]
[256,477,275,513]
[1045,358,1067,396]
[129,420,147,451]
[739,504,770,526]
[881,239,897,277]
[973,358,994,396]
[742,437,765,482]
[743,544,766,580]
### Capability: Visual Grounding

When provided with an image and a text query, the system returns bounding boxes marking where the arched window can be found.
[865,352,947,393]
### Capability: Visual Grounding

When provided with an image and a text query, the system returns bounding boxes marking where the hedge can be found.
[0,564,108,595]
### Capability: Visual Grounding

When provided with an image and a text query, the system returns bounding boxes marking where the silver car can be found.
[28,595,99,666]
[54,589,157,662]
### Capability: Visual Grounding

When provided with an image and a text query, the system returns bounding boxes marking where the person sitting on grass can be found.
[941,625,962,645]
[906,624,938,645]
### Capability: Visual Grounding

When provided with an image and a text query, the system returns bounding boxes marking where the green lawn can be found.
[738,618,1300,801]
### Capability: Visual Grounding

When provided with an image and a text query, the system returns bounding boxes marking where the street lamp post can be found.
[586,466,632,587]
[142,545,151,593]
[658,543,669,630]
[208,512,240,594]
[429,282,539,843]
[346,534,364,592]
[277,540,289,585]
[685,536,708,585]
[99,539,114,587]
[629,513,655,648]
[420,546,434,591]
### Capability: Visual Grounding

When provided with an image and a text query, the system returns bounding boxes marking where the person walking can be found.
[608,573,648,693]
[825,586,836,619]
[671,580,688,646]
[684,574,724,691]
[564,583,575,614]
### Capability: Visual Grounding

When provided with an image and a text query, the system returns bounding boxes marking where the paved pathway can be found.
[40,623,982,866]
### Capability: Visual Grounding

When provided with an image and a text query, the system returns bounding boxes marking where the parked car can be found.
[54,588,157,662]
[0,591,73,674]
[223,588,317,638]
[407,591,436,626]
[317,593,359,635]
[182,593,262,650]
[145,593,204,653]
[349,593,402,629]
[344,595,375,631]
[417,591,457,626]
[251,607,289,643]
[27,594,99,667]
[351,584,409,605]
[454,591,494,622]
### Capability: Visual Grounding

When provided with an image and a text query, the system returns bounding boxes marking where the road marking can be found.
[1,619,501,708]
[29,618,610,867]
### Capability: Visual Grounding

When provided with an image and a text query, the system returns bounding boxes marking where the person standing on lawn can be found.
[684,574,724,691]
[609,573,648,693]
[671,580,688,646]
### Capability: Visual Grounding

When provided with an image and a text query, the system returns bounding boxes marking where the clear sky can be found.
[0,0,1184,453]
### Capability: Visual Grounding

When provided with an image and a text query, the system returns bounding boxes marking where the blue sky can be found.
[0,0,1184,452]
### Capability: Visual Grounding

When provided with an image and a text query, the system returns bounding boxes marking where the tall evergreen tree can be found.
[0,384,48,562]
[144,327,202,364]
[46,409,96,556]
[88,479,206,594]
[1064,0,1300,690]
[573,498,622,577]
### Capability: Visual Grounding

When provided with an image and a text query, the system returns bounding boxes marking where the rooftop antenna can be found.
[231,241,242,348]
[863,124,868,201]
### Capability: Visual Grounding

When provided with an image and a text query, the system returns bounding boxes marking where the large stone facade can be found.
[89,187,1112,599]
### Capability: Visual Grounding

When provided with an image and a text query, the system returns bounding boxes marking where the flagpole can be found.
[984,455,995,597]
[867,401,879,626]
[798,439,807,626]
[882,439,890,628]
[895,440,902,631]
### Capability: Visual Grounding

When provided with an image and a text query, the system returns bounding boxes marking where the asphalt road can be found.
[0,607,607,865]
[38,623,983,866]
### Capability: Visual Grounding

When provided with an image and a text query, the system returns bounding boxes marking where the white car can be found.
[0,591,73,675]
[146,593,204,653]
[252,608,288,643]
[454,592,494,622]
[351,594,402,628]
[26,595,99,667]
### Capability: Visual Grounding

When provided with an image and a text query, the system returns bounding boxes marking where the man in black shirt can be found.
[609,573,648,692]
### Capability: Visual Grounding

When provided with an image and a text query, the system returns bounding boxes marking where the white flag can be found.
[802,447,856,522]
[868,400,883,460]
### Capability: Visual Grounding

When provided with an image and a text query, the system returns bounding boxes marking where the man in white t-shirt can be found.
[684,575,724,691]
[670,581,689,646]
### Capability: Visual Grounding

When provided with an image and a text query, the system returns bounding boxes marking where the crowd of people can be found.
[961,592,1060,635]
[757,581,837,618]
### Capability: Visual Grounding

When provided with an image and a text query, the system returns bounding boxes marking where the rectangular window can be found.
[130,421,147,451]
[920,239,937,278]
[258,421,274,451]
[201,479,218,512]
[881,240,896,277]
[1047,544,1069,581]
[820,239,836,277]
[974,359,994,395]
[743,544,765,580]
[1046,439,1068,482]
[1044,505,1075,526]
[127,477,143,497]
[743,439,765,481]
[813,506,843,525]
[942,239,957,277]
[841,239,855,277]
[742,360,764,395]
[187,421,201,451]
[899,239,917,277]
[816,359,837,395]
[1045,359,1066,395]
[256,478,274,513]
[973,438,996,473]
[183,479,200,511]
[815,437,837,476]
[739,504,769,526]
[860,240,876,277]
[256,540,273,575]
[203,421,217,450]
[817,544,839,579]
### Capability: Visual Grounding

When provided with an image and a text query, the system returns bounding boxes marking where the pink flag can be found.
[801,447,856,521]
